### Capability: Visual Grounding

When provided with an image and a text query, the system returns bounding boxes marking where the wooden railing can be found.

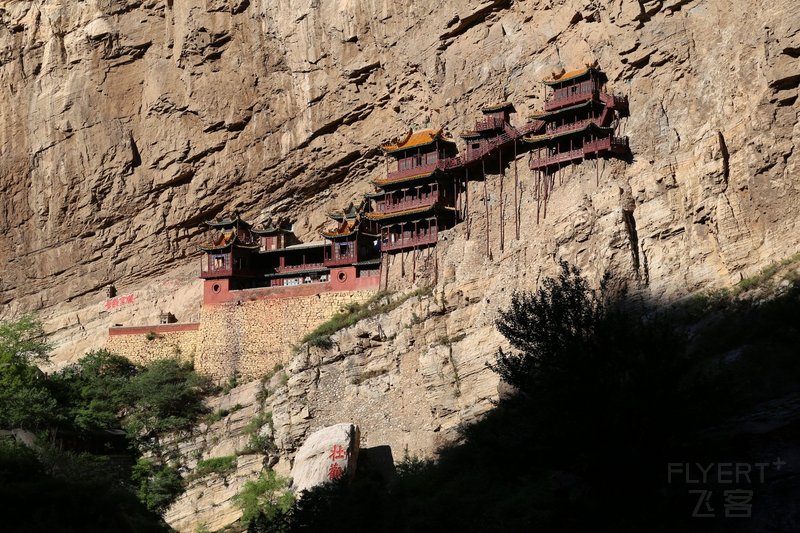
[474,116,505,132]
[600,92,628,110]
[276,262,325,273]
[545,90,595,112]
[379,191,439,214]
[324,255,357,267]
[384,161,438,183]
[381,231,438,252]
[529,148,585,170]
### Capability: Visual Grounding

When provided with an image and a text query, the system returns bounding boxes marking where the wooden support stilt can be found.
[433,245,439,286]
[594,157,600,187]
[385,253,390,291]
[514,141,519,240]
[483,159,491,260]
[536,169,541,224]
[401,249,405,278]
[465,168,471,240]
[412,247,417,283]
[499,149,504,253]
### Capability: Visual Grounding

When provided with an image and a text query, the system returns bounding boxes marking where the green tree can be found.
[234,469,293,525]
[50,349,138,432]
[131,458,184,513]
[124,358,213,441]
[0,314,58,429]
[492,260,607,394]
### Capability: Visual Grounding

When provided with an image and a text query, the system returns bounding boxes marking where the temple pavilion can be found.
[524,66,630,173]
[366,128,459,252]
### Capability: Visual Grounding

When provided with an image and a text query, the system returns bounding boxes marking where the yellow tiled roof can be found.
[372,169,436,186]
[382,128,451,153]
[365,205,434,220]
[543,67,591,85]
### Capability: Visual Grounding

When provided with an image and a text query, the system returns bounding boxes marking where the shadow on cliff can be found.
[273,263,800,533]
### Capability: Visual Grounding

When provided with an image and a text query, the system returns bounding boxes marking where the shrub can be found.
[0,314,58,429]
[131,458,184,513]
[123,359,214,439]
[233,469,293,524]
[190,456,237,480]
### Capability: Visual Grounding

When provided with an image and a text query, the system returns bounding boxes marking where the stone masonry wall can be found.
[196,290,376,380]
[106,329,198,366]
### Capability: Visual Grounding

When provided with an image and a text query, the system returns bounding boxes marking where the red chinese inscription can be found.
[328,461,344,481]
[329,444,346,461]
[104,294,136,311]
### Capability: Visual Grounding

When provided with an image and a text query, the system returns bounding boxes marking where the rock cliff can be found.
[1,0,797,364]
[1,1,799,529]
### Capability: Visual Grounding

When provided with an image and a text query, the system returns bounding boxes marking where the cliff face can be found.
[1,0,798,364]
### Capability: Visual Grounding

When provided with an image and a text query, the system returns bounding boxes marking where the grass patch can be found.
[298,287,433,350]
[734,251,800,294]
[238,412,275,455]
[189,455,237,481]
[204,403,244,425]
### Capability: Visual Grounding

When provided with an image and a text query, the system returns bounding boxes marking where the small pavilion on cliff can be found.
[523,66,630,219]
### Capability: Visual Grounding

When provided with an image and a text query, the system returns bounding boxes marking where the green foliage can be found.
[734,251,800,293]
[131,458,184,513]
[233,469,293,524]
[0,314,58,429]
[49,349,138,432]
[145,331,160,341]
[205,403,244,424]
[492,261,608,394]
[124,358,213,439]
[222,373,239,394]
[240,412,275,454]
[299,289,430,349]
[191,455,237,480]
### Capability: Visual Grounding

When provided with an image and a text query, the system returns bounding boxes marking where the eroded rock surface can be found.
[0,0,797,366]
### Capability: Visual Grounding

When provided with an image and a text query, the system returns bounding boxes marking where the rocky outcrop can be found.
[0,0,797,367]
[291,423,360,494]
[2,1,799,528]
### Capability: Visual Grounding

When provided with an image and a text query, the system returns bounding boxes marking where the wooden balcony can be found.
[200,256,232,278]
[200,267,232,279]
[474,116,505,132]
[378,191,439,214]
[276,262,325,273]
[529,148,584,170]
[529,136,629,170]
[384,161,438,183]
[324,253,357,267]
[544,90,595,112]
[584,136,629,155]
[381,231,438,252]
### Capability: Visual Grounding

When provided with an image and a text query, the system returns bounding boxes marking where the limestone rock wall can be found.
[1,0,797,368]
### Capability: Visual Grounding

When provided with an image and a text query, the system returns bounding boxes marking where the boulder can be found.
[291,423,360,494]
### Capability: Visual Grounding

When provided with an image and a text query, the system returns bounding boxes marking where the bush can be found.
[233,469,293,524]
[131,458,184,513]
[49,350,138,432]
[124,359,214,439]
[0,314,58,429]
[191,456,237,480]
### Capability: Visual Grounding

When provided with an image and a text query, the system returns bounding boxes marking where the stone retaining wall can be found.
[195,290,375,380]
[106,326,199,366]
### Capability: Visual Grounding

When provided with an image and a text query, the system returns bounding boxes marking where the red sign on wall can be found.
[104,294,135,311]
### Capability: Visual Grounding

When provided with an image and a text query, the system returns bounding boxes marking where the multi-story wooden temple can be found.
[198,65,631,299]
[320,203,382,285]
[366,129,459,252]
[199,213,380,303]
[524,67,629,174]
